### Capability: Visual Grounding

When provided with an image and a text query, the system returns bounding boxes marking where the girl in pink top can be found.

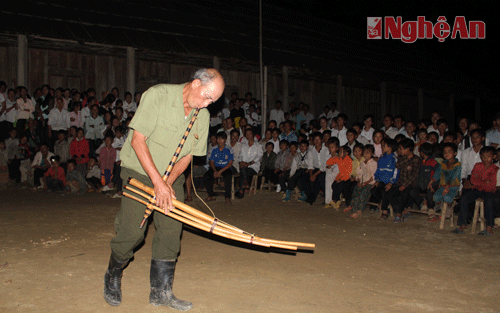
[70,102,84,128]
[349,145,378,218]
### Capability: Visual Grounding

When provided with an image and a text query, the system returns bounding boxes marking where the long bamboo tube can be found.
[139,109,201,228]
[124,185,314,249]
[124,189,299,250]
[123,192,296,249]
[128,178,245,234]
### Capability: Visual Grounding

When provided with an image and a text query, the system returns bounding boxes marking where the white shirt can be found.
[289,150,314,177]
[227,142,242,172]
[48,107,71,131]
[80,106,91,125]
[267,138,280,154]
[85,115,105,140]
[239,141,263,173]
[381,126,398,139]
[269,109,285,126]
[327,109,340,120]
[112,136,126,162]
[460,146,482,180]
[3,98,17,123]
[221,108,230,119]
[309,145,330,172]
[304,112,315,126]
[31,151,55,168]
[122,101,137,113]
[336,126,348,146]
[360,127,374,144]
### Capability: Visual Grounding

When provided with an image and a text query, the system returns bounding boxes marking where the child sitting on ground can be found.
[386,139,421,223]
[99,135,116,192]
[65,159,87,194]
[371,138,399,219]
[43,155,65,192]
[453,146,497,235]
[70,127,90,178]
[86,157,101,191]
[428,143,461,221]
[350,145,378,218]
[329,145,353,209]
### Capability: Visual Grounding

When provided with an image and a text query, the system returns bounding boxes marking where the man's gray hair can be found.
[192,68,217,85]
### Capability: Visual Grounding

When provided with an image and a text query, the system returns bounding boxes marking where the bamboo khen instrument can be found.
[128,107,315,251]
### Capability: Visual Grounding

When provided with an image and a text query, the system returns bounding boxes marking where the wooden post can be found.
[17,35,28,87]
[262,66,268,135]
[126,47,136,94]
[418,88,424,120]
[283,66,288,112]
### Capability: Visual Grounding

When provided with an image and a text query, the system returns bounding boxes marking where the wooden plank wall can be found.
[0,46,448,126]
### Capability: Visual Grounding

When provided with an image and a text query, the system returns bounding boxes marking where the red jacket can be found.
[70,137,90,164]
[470,163,499,193]
[44,166,66,186]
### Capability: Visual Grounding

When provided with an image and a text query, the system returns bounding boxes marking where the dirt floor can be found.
[1,185,499,313]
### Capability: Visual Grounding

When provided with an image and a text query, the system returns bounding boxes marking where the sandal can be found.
[350,211,362,218]
[185,196,193,202]
[451,228,465,234]
[477,230,492,236]
[343,206,352,213]
[427,216,440,222]
[205,196,216,202]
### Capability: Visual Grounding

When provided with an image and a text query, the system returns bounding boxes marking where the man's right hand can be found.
[153,179,176,212]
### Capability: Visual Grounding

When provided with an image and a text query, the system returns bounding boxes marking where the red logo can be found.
[368,16,486,43]
[367,17,382,39]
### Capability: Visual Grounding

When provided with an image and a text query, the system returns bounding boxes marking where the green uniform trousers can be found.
[110,166,184,261]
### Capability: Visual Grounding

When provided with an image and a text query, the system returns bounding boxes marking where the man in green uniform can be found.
[104,69,225,311]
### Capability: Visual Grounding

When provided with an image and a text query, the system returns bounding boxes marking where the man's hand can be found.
[399,185,405,192]
[153,179,176,212]
[463,180,472,189]
[213,171,222,178]
[443,186,449,195]
[385,183,392,191]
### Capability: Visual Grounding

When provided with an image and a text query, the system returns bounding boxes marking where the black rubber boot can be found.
[103,253,129,306]
[149,259,193,311]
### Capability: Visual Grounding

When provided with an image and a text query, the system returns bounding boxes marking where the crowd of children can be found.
[2,81,500,236]
[0,82,134,197]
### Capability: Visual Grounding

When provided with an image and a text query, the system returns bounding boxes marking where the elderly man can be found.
[104,69,225,310]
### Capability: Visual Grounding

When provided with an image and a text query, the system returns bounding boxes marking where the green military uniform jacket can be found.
[120,83,209,177]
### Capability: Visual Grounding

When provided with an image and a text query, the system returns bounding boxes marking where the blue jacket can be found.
[374,152,399,184]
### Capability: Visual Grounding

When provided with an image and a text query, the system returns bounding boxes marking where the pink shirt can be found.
[70,111,84,128]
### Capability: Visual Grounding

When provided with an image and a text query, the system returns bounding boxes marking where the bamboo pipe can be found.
[128,178,245,234]
[123,192,290,249]
[124,186,312,249]
[139,109,201,228]
[124,188,299,250]
[124,186,257,242]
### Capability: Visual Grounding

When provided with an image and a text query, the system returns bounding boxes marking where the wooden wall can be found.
[0,45,450,127]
